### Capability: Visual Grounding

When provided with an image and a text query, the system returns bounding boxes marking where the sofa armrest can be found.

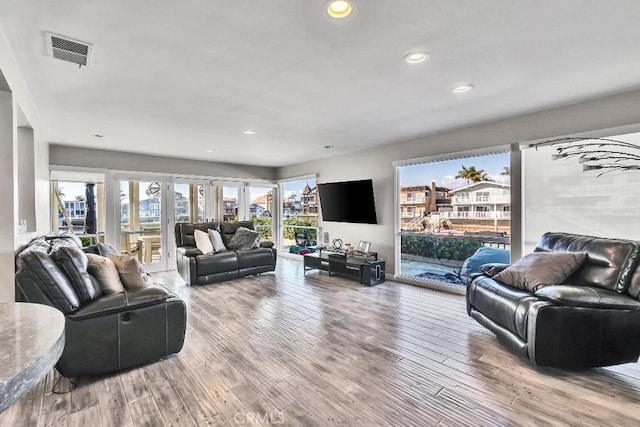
[68,286,169,320]
[177,246,202,257]
[535,285,640,310]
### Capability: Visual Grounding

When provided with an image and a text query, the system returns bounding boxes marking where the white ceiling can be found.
[2,1,640,167]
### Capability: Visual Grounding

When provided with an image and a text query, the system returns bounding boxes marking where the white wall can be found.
[0,25,49,301]
[50,145,277,181]
[278,88,640,275]
[523,133,640,252]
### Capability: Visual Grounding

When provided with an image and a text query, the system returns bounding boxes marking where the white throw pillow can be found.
[208,229,227,252]
[194,229,214,254]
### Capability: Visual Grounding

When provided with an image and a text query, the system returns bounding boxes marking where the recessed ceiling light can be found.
[204,148,214,153]
[242,129,256,135]
[403,51,430,64]
[324,1,355,19]
[453,84,474,93]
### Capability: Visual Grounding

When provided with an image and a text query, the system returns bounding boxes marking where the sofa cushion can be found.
[175,222,219,247]
[17,249,81,313]
[480,263,510,277]
[107,253,150,289]
[227,227,260,250]
[208,229,227,252]
[194,229,214,254]
[86,254,125,294]
[236,248,274,269]
[220,221,255,246]
[535,285,640,310]
[494,252,587,292]
[83,242,119,257]
[195,251,239,276]
[52,246,102,304]
[535,232,640,293]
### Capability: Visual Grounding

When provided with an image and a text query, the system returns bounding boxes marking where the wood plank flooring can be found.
[2,257,640,426]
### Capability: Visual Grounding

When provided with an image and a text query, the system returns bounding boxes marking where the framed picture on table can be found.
[357,241,371,253]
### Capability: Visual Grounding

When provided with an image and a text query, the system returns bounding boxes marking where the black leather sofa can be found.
[15,234,186,378]
[175,221,277,285]
[467,232,640,369]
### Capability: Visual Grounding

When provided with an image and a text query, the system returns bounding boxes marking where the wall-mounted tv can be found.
[317,179,377,224]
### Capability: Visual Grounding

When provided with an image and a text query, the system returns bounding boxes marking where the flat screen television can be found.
[317,179,377,224]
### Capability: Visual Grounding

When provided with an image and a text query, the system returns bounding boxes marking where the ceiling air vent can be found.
[45,32,93,67]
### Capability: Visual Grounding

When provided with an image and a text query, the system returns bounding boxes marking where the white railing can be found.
[452,195,510,204]
[440,211,511,220]
[401,196,427,204]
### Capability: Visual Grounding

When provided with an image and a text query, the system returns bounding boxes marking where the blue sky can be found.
[400,152,510,189]
[282,179,316,198]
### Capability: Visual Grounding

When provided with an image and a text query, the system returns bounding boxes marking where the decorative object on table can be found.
[534,137,640,176]
[332,238,343,249]
[344,243,354,253]
[358,241,371,253]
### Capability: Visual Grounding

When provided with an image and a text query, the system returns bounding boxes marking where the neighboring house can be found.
[174,193,189,222]
[445,182,510,220]
[223,196,238,220]
[58,200,86,228]
[400,182,452,229]
[249,203,268,217]
[139,198,162,223]
[251,194,272,217]
[300,183,318,217]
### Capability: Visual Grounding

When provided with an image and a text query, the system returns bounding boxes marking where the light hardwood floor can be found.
[2,257,640,426]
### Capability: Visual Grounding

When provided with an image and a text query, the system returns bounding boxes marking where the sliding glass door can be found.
[119,180,166,271]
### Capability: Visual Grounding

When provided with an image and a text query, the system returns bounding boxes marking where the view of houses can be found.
[400,180,511,234]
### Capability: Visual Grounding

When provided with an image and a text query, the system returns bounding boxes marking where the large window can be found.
[174,183,205,223]
[280,177,318,253]
[397,153,511,289]
[248,185,275,242]
[51,175,104,245]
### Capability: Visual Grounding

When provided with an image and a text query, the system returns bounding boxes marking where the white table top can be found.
[0,302,65,413]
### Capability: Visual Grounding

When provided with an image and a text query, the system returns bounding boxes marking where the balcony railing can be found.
[401,196,427,204]
[452,195,510,204]
[440,211,511,219]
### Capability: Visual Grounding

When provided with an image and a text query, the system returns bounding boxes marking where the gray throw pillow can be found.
[493,251,587,292]
[86,253,125,294]
[227,227,260,250]
[107,253,150,289]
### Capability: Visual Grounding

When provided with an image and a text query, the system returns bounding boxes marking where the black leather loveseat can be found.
[15,234,186,378]
[467,232,640,369]
[175,221,277,285]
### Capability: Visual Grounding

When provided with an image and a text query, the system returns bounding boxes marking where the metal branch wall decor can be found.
[535,137,640,176]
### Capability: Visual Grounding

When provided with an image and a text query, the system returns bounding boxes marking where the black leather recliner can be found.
[175,221,277,285]
[15,234,187,378]
[467,232,640,369]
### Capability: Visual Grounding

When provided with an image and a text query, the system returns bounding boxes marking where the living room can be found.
[2,1,640,425]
